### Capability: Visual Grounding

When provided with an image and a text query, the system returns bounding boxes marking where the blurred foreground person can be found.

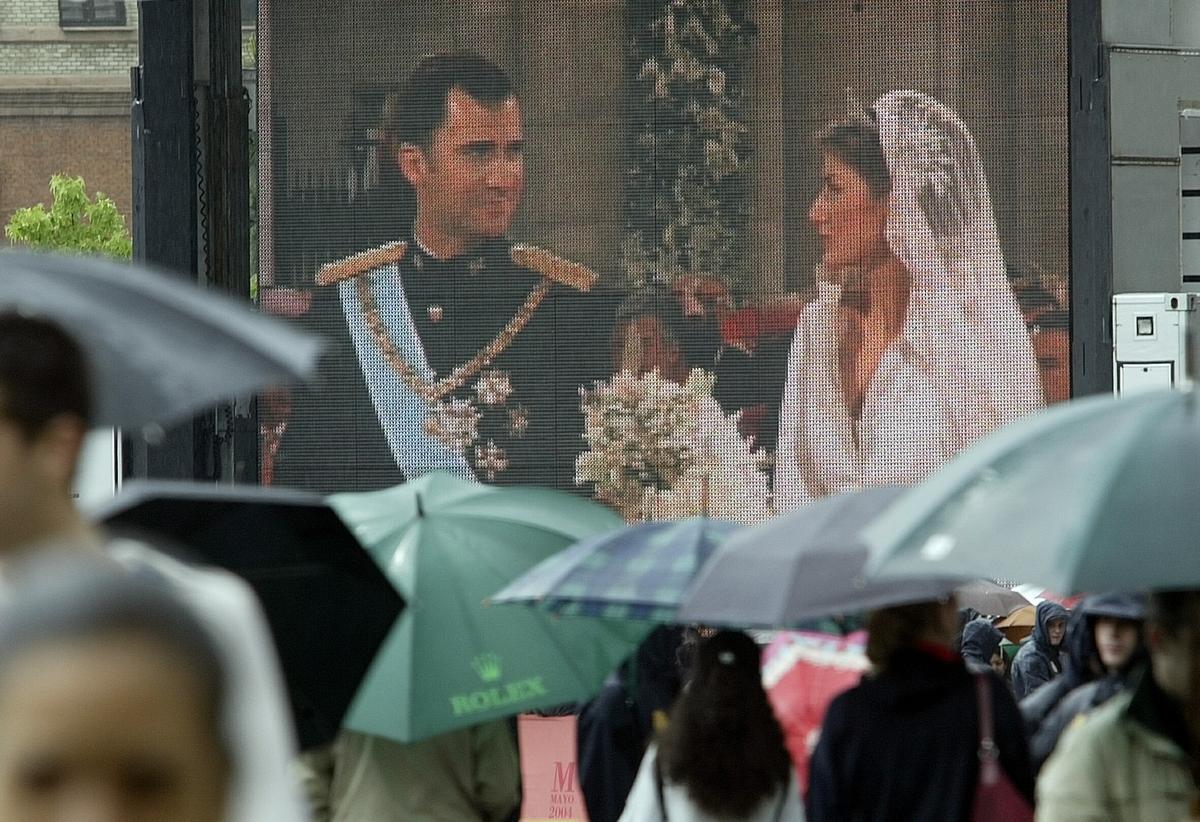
[619,630,804,821]
[807,599,1033,821]
[297,723,520,822]
[1021,593,1146,772]
[960,617,1006,677]
[0,558,228,822]
[1011,601,1069,699]
[0,314,305,822]
[1037,590,1200,820]
[577,627,685,822]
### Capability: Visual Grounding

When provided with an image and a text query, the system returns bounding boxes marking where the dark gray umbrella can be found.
[0,251,321,428]
[955,580,1030,617]
[92,481,404,750]
[676,486,961,628]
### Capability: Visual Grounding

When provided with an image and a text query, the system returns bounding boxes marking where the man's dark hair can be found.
[0,313,90,438]
[390,51,515,150]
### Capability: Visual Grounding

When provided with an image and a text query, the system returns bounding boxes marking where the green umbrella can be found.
[864,389,1197,594]
[331,472,650,743]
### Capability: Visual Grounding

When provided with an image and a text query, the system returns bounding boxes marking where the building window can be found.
[59,0,127,27]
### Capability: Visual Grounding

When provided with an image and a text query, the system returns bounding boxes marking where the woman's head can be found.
[810,118,892,272]
[657,630,791,817]
[866,597,959,669]
[0,557,228,822]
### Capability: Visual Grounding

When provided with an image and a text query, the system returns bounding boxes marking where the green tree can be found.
[4,175,133,258]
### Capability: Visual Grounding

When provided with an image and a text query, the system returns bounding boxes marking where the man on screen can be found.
[274,52,616,493]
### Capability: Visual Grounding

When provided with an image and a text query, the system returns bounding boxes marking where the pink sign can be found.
[518,714,589,821]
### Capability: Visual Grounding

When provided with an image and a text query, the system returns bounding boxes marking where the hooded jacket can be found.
[1010,600,1068,699]
[960,617,1004,674]
[1020,593,1146,771]
[807,646,1032,821]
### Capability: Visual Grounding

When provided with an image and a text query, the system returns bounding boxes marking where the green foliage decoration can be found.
[623,0,756,296]
[5,175,132,259]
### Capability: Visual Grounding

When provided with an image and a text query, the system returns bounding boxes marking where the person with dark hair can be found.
[576,627,686,822]
[0,556,229,821]
[618,630,803,821]
[0,313,95,555]
[773,92,1042,510]
[610,285,789,451]
[807,599,1033,821]
[0,311,306,822]
[1020,593,1147,772]
[274,50,618,494]
[960,617,1006,677]
[1037,590,1200,819]
[1011,600,1069,699]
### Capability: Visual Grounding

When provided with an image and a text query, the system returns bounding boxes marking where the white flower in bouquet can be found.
[576,367,769,522]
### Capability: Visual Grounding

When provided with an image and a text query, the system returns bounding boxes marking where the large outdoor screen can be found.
[257,0,1068,522]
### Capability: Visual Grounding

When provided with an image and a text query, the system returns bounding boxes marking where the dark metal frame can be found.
[130,0,255,482]
[1068,0,1113,396]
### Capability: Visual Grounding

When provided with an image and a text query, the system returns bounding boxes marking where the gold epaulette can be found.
[510,244,598,292]
[315,241,409,286]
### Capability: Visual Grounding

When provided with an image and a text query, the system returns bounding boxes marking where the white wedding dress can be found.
[774,91,1044,512]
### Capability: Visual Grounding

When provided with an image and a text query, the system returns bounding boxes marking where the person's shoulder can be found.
[1012,639,1038,661]
[507,242,600,293]
[1054,687,1132,754]
[313,240,411,287]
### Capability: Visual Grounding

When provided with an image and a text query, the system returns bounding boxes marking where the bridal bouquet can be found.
[576,368,770,524]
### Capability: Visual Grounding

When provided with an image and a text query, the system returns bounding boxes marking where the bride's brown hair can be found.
[815,116,891,199]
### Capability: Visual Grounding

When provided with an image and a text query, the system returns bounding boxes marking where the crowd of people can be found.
[0,306,1193,822]
[0,42,1185,822]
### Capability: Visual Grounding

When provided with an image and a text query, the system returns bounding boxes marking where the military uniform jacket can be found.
[274,235,616,494]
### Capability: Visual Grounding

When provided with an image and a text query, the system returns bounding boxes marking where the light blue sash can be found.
[339,266,475,482]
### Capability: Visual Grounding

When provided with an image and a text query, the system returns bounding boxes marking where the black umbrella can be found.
[92,481,404,750]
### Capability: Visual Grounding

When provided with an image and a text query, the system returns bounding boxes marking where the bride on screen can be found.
[773,90,1043,511]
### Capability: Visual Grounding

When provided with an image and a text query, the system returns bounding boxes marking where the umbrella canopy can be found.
[763,630,868,794]
[955,580,1029,617]
[333,472,650,743]
[676,486,961,629]
[93,481,403,750]
[864,389,1200,594]
[995,604,1036,643]
[489,516,740,621]
[0,250,321,428]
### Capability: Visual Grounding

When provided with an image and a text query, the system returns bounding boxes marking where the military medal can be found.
[469,257,485,275]
[475,370,513,405]
[427,304,443,323]
[507,405,529,437]
[474,440,509,481]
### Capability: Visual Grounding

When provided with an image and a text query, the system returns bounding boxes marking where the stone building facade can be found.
[0,0,255,233]
[0,0,140,229]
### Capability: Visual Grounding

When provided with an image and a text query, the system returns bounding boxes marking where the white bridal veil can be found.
[773,90,1044,510]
